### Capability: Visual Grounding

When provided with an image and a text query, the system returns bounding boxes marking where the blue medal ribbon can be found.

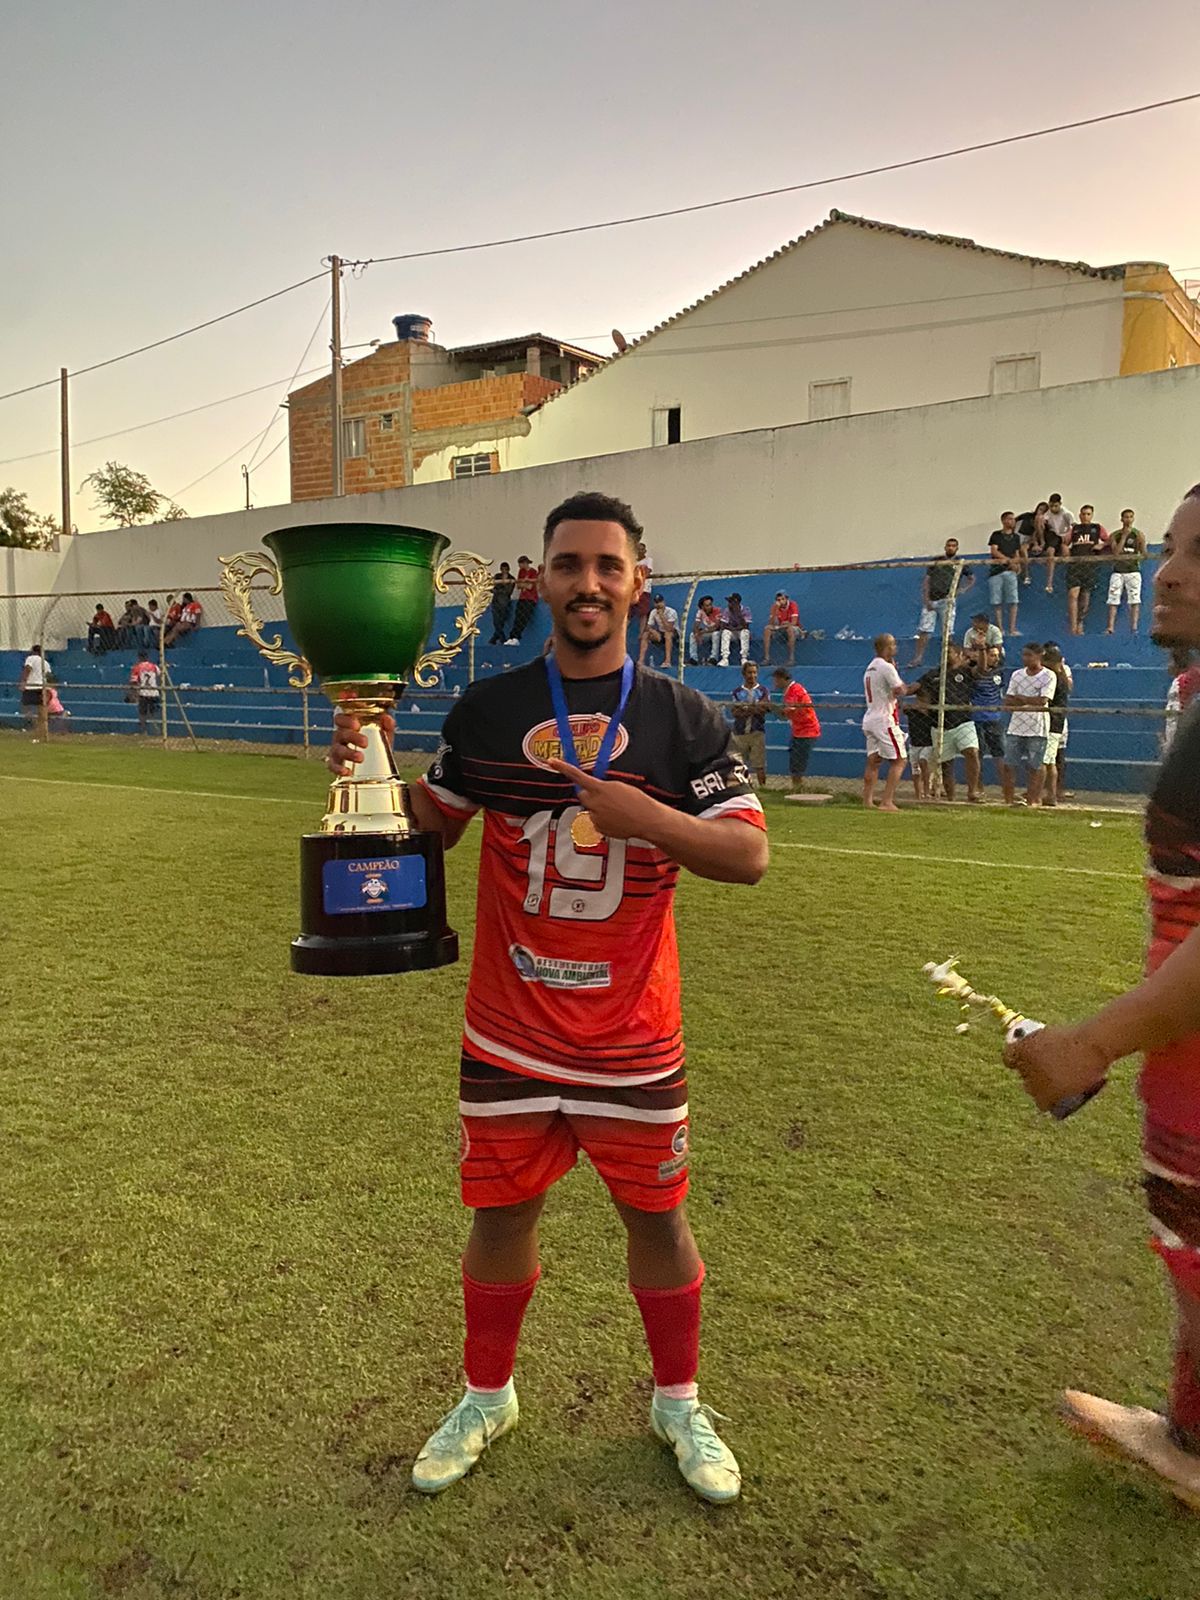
[544,653,634,786]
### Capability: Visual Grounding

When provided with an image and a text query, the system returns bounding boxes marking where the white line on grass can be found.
[0,774,315,806]
[775,841,1133,880]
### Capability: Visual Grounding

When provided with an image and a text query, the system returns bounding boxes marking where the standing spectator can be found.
[165,592,203,647]
[762,591,804,665]
[642,595,679,667]
[688,596,724,664]
[1041,643,1073,806]
[129,651,161,734]
[87,603,116,654]
[962,612,1003,665]
[630,541,654,657]
[911,538,974,667]
[1066,504,1110,635]
[717,593,752,667]
[862,633,912,812]
[970,645,1007,797]
[771,667,821,793]
[146,599,165,637]
[988,512,1023,637]
[730,661,770,787]
[904,686,934,801]
[916,643,981,803]
[1106,509,1148,635]
[1002,641,1056,807]
[509,557,539,644]
[489,562,516,644]
[18,644,49,729]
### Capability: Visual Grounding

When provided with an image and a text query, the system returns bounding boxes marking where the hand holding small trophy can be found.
[220,522,491,976]
[921,957,1106,1120]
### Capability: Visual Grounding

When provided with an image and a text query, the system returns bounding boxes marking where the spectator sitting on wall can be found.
[916,642,982,803]
[165,592,203,648]
[962,611,1003,666]
[164,595,183,632]
[87,604,116,655]
[771,666,820,793]
[729,661,769,787]
[18,644,49,728]
[129,651,162,734]
[970,644,1006,796]
[1002,641,1056,807]
[117,598,151,649]
[146,599,165,636]
[688,595,723,664]
[1017,502,1050,587]
[988,512,1023,637]
[1066,504,1110,635]
[1043,494,1074,588]
[1106,508,1148,635]
[508,556,539,645]
[1041,642,1073,807]
[763,591,804,665]
[911,538,974,668]
[629,541,653,657]
[489,562,516,644]
[641,594,679,667]
[717,593,752,667]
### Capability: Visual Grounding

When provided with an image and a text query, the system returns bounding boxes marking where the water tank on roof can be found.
[393,314,433,343]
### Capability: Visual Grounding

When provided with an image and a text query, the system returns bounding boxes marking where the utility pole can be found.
[241,463,251,511]
[330,255,343,497]
[59,369,70,543]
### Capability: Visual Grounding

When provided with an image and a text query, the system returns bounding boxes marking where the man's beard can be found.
[559,602,620,652]
[1152,624,1200,651]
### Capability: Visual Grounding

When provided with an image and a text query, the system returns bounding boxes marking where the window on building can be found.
[809,379,851,421]
[651,405,682,445]
[451,453,494,479]
[342,417,367,458]
[380,413,395,432]
[546,361,564,384]
[991,354,1040,394]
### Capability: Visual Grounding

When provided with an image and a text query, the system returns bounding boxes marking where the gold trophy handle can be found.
[412,551,493,689]
[218,550,313,690]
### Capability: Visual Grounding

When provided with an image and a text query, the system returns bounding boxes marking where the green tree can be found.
[0,487,59,549]
[81,461,187,526]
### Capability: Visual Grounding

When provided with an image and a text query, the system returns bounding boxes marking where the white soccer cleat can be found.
[411,1391,519,1494]
[650,1396,742,1504]
[1061,1388,1200,1513]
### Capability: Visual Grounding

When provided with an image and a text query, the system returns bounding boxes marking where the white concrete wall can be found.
[4,366,1196,618]
[0,542,71,650]
[415,219,1127,483]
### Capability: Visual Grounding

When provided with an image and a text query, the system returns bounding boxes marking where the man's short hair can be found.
[873,633,891,654]
[29,644,41,654]
[1121,508,1134,518]
[698,594,712,606]
[1049,492,1062,503]
[1000,510,1013,519]
[971,612,989,625]
[137,650,150,661]
[543,491,643,553]
[1023,641,1045,657]
[182,592,194,602]
[772,666,791,681]
[653,593,664,604]
[1042,644,1063,664]
[1080,505,1094,516]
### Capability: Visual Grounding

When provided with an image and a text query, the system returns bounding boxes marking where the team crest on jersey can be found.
[522,714,630,772]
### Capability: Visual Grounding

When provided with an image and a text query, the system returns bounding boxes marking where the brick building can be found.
[286,316,603,501]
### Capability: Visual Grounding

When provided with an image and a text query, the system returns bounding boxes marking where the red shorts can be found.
[459,1056,689,1213]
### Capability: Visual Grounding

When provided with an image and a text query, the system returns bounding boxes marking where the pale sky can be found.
[3,0,1200,526]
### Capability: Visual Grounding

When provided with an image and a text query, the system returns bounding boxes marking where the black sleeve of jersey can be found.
[673,684,758,817]
[424,688,483,808]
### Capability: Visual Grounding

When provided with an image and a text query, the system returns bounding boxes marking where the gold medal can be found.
[570,811,604,850]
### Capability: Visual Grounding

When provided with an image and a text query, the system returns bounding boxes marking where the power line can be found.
[170,423,281,501]
[0,364,327,468]
[244,294,332,475]
[0,270,327,407]
[352,91,1200,269]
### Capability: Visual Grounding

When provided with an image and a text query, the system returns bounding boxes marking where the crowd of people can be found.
[86,593,203,655]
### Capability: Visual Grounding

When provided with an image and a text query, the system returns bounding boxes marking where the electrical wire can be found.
[244,294,331,475]
[0,270,328,407]
[351,91,1200,269]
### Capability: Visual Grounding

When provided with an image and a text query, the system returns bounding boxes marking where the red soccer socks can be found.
[631,1264,705,1400]
[462,1265,540,1392]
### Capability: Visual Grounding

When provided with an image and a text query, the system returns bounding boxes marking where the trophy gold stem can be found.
[322,685,414,836]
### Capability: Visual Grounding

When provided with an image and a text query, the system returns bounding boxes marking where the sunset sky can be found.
[3,0,1199,525]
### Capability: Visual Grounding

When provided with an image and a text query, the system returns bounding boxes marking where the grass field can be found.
[1,735,1194,1600]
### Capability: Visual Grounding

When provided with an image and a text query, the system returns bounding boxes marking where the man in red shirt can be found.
[330,493,767,1504]
[762,590,804,665]
[771,667,821,792]
[87,604,115,655]
[508,556,540,645]
[165,592,203,648]
[1006,483,1200,1511]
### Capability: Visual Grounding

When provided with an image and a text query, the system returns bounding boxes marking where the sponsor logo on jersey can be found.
[690,759,749,800]
[508,943,612,989]
[522,714,630,773]
[658,1152,688,1181]
[671,1124,689,1156]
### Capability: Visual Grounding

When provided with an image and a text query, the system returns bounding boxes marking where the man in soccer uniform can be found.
[862,634,912,812]
[1006,485,1200,1512]
[330,493,767,1505]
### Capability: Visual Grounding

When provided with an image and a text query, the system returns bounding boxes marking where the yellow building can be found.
[1120,263,1200,374]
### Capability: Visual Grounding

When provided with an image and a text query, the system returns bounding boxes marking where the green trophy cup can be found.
[219,523,491,976]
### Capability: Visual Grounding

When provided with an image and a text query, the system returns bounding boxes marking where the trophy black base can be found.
[293,831,458,977]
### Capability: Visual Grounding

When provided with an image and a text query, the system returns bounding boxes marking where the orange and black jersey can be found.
[420,660,766,1086]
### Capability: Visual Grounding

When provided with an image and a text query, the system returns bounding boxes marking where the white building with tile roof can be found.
[413,208,1199,483]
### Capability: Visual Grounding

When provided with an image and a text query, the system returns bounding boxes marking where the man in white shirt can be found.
[18,645,49,730]
[688,596,724,664]
[1002,641,1057,807]
[862,633,913,812]
[641,594,679,667]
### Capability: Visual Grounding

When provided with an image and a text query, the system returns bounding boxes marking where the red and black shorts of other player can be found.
[459,1057,690,1213]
